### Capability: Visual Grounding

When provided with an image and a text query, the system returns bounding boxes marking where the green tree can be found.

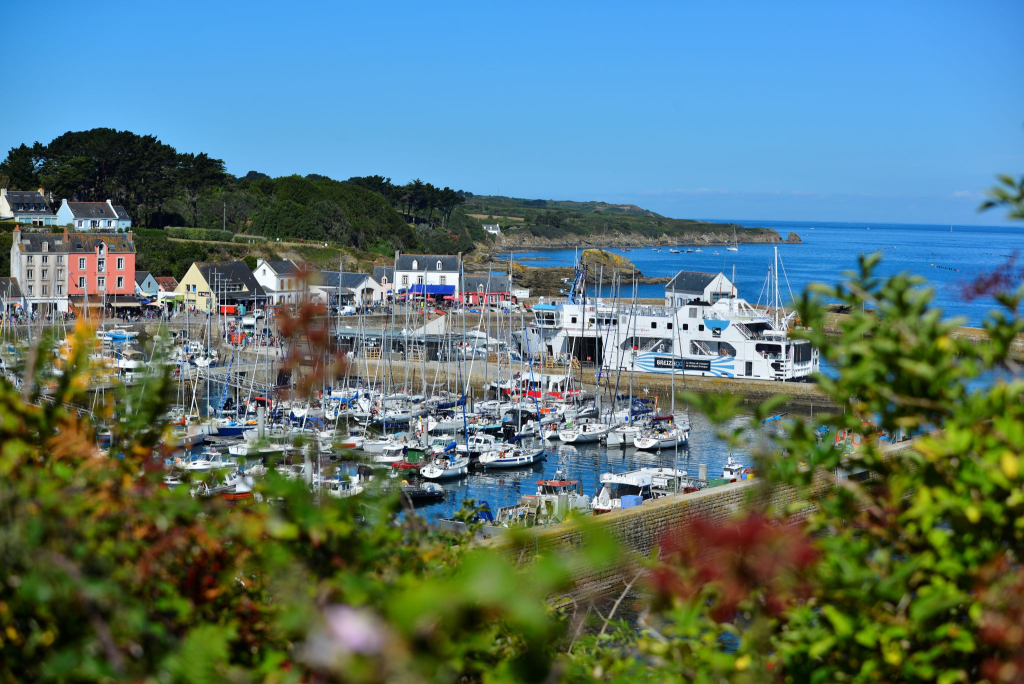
[175,152,226,227]
[0,143,42,189]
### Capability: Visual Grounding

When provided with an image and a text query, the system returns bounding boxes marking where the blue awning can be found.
[407,284,455,296]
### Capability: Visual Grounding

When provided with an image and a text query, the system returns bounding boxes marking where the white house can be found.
[483,224,501,236]
[309,272,382,307]
[253,259,306,306]
[394,253,461,300]
[664,271,734,307]
[56,199,131,230]
[371,266,394,302]
[9,227,70,313]
[0,189,57,226]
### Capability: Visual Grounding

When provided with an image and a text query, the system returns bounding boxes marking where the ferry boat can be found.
[520,249,819,382]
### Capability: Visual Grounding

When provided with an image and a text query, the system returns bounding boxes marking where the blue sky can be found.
[4,1,1023,225]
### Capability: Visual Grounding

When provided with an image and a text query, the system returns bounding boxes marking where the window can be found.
[682,323,688,331]
[436,260,442,270]
[667,322,673,330]
[97,259,105,272]
[117,277,124,289]
[78,277,85,288]
[76,220,82,228]
[652,322,658,329]
[571,316,577,324]
[412,260,418,270]
[41,285,48,296]
[56,285,63,295]
[98,244,105,255]
[117,258,124,270]
[57,269,63,279]
[41,269,48,279]
[417,276,424,285]
[381,276,387,284]
[79,258,86,269]
[97,277,105,290]
[698,324,705,332]
[42,255,48,264]
[27,285,33,296]
[401,275,409,286]
[27,269,33,279]
[57,256,63,264]
[26,256,33,263]
[440,276,447,285]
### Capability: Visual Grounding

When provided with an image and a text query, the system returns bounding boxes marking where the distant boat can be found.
[695,248,702,253]
[669,248,681,254]
[727,226,739,252]
[686,248,694,253]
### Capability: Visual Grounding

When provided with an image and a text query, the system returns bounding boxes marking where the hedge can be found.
[232,234,267,244]
[165,227,234,242]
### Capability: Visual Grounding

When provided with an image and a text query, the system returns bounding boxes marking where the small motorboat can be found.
[420,455,470,480]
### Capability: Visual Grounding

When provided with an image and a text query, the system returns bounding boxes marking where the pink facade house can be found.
[67,231,137,301]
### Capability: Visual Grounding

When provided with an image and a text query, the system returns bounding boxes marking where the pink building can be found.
[67,231,137,297]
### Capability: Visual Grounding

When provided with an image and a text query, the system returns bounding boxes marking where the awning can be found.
[110,301,141,308]
[408,284,456,296]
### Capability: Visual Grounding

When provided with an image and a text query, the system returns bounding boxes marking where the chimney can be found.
[63,226,69,243]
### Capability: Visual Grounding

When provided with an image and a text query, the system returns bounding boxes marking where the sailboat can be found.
[727,227,739,252]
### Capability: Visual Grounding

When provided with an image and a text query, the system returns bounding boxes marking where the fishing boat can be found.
[494,469,592,526]
[722,453,750,480]
[591,467,689,513]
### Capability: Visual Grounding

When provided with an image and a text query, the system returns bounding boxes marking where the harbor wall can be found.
[479,440,915,599]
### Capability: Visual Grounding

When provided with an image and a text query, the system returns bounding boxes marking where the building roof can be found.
[3,190,54,216]
[68,233,136,254]
[110,205,130,221]
[318,271,376,289]
[154,276,178,291]
[462,274,511,292]
[0,277,23,299]
[372,266,394,284]
[665,270,722,297]
[396,254,460,272]
[261,259,301,276]
[135,271,152,285]
[64,202,119,220]
[196,261,267,297]
[14,232,69,253]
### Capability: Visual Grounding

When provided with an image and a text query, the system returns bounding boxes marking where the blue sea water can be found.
[512,220,1024,328]
[413,220,1024,522]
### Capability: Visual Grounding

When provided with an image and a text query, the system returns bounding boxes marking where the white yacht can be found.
[558,421,611,444]
[520,250,818,383]
[633,416,689,451]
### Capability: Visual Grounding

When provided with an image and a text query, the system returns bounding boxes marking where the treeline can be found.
[347,175,468,229]
[0,129,487,257]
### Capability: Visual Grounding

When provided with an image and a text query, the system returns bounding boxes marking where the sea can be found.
[406,220,1024,523]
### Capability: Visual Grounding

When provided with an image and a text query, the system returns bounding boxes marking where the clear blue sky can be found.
[4,0,1023,225]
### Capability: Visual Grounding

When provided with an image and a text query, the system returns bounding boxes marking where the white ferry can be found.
[520,249,818,382]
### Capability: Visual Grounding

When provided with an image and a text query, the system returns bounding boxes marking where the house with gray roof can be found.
[0,189,57,226]
[0,277,24,312]
[461,274,512,305]
[175,261,267,313]
[371,266,394,300]
[664,270,734,307]
[9,227,70,313]
[253,258,305,306]
[309,271,382,306]
[394,252,461,299]
[56,199,131,230]
[135,271,159,297]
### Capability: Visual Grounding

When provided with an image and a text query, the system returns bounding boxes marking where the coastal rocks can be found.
[481,226,801,254]
[785,232,802,243]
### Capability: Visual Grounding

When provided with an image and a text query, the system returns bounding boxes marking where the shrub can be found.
[232,233,267,244]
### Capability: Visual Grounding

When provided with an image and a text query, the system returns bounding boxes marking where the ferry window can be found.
[667,323,673,330]
[571,317,577,324]
[651,322,657,329]
[699,324,705,331]
[683,324,688,331]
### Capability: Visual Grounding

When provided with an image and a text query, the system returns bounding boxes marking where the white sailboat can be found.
[727,226,739,252]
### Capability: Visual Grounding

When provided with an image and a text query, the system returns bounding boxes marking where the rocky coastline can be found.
[476,226,801,256]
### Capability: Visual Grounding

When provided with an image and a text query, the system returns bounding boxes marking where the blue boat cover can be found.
[407,284,456,295]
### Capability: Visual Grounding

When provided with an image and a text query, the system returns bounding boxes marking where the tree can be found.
[0,143,41,189]
[175,152,226,227]
[980,173,1024,220]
